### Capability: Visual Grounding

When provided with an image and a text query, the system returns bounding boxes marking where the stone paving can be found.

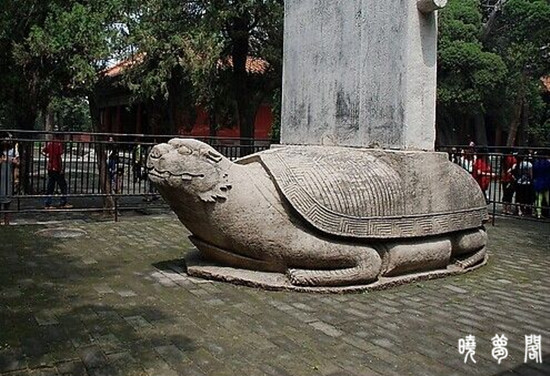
[0,214,548,376]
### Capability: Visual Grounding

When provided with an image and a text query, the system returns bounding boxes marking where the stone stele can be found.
[282,0,447,150]
[147,139,488,291]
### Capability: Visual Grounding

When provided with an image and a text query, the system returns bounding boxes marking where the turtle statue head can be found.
[147,138,232,203]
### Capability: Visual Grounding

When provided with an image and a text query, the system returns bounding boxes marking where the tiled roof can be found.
[217,56,269,74]
[101,54,268,78]
[101,54,145,77]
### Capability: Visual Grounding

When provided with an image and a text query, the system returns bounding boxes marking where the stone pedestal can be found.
[147,140,488,291]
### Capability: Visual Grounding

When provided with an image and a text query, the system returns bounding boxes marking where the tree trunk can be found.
[168,72,197,136]
[230,14,253,143]
[518,99,529,146]
[147,100,164,135]
[44,108,54,132]
[44,106,55,141]
[494,121,503,146]
[506,74,527,146]
[473,113,488,146]
[457,114,470,145]
[89,93,103,133]
[482,0,509,41]
[208,111,217,137]
[89,94,114,209]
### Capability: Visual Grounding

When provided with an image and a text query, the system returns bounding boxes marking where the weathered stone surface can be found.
[184,247,488,293]
[254,146,486,238]
[380,239,452,277]
[451,229,488,256]
[281,0,441,150]
[147,139,488,288]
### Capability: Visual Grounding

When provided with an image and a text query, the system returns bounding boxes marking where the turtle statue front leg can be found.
[287,245,382,287]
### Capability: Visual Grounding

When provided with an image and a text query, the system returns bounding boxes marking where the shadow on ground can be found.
[0,220,196,375]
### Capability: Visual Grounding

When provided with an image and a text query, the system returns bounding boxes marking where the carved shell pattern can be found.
[256,146,486,239]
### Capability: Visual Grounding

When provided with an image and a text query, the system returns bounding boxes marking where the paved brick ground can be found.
[0,215,548,376]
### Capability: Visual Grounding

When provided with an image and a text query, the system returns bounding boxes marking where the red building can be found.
[94,57,274,140]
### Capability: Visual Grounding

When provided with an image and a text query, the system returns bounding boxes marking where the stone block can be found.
[282,0,441,150]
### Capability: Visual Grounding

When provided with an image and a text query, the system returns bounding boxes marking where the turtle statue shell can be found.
[238,146,487,239]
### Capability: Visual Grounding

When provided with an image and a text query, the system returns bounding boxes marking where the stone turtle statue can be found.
[147,139,487,288]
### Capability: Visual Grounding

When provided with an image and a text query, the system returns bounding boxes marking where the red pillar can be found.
[116,106,122,133]
[136,103,143,134]
[104,107,112,133]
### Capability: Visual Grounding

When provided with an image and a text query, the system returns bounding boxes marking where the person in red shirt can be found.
[472,147,496,203]
[42,134,72,209]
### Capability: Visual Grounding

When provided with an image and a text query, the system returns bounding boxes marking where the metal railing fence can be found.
[2,132,549,224]
[438,146,550,224]
[0,130,272,219]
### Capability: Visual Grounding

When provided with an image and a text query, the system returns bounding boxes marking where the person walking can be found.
[500,150,517,215]
[43,134,72,209]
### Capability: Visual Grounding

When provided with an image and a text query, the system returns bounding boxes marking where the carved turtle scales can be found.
[238,146,487,239]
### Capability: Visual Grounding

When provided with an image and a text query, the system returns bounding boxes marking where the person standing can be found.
[512,153,534,217]
[0,134,19,224]
[472,148,496,203]
[533,154,550,219]
[43,134,72,209]
[458,148,476,174]
[132,140,143,182]
[107,138,124,194]
[500,151,517,215]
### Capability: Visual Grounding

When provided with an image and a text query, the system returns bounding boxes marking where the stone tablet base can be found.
[183,249,488,294]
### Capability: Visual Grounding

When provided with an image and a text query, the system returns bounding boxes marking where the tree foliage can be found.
[0,0,123,129]
[38,97,93,132]
[115,0,283,137]
[1,0,547,146]
[437,0,550,146]
[437,0,508,144]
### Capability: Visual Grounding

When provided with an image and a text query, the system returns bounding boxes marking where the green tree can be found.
[0,0,125,195]
[117,0,283,138]
[437,0,508,145]
[483,0,550,146]
[0,0,124,129]
[437,0,550,146]
[37,97,93,132]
